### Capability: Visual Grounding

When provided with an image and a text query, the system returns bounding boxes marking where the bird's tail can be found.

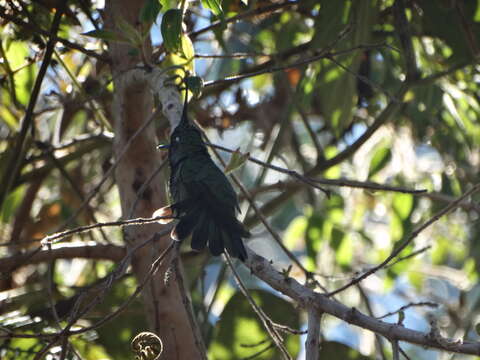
[168,201,250,261]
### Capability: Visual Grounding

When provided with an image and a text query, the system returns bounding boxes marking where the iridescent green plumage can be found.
[164,95,249,261]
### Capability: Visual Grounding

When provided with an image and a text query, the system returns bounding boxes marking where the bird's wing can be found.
[181,155,239,212]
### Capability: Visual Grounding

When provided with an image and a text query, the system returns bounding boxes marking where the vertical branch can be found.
[392,340,400,360]
[305,308,321,360]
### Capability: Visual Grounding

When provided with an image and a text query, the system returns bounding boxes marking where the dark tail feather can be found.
[222,230,248,261]
[183,208,249,261]
[191,212,208,251]
[208,221,224,257]
[172,208,201,240]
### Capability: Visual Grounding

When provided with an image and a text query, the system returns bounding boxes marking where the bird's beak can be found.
[157,143,170,150]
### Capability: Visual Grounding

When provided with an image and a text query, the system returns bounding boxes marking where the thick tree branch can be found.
[245,250,480,355]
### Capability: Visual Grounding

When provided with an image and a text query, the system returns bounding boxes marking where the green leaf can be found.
[161,9,183,52]
[284,215,308,249]
[305,213,324,271]
[224,148,250,174]
[393,193,413,220]
[202,0,223,16]
[209,290,300,359]
[140,0,162,24]
[179,34,195,61]
[368,144,392,178]
[5,41,36,105]
[82,29,126,42]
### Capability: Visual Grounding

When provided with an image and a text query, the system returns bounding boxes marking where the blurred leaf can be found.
[0,183,25,223]
[335,232,353,269]
[224,148,250,174]
[319,341,372,359]
[140,0,162,24]
[82,29,126,42]
[284,215,308,249]
[4,41,36,105]
[161,9,183,52]
[202,0,223,16]
[179,34,195,61]
[117,16,144,45]
[390,213,403,242]
[0,105,18,129]
[368,144,391,178]
[393,193,413,220]
[209,290,300,359]
[305,212,325,270]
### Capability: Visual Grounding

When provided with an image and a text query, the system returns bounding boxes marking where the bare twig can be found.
[377,302,438,320]
[207,142,424,195]
[41,215,173,245]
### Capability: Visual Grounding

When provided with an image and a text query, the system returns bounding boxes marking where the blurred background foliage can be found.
[1,0,480,359]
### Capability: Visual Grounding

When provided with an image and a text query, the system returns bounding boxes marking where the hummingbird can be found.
[155,90,250,261]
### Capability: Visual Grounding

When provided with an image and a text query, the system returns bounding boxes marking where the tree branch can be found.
[245,250,480,355]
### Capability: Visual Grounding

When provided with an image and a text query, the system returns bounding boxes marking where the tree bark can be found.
[104,1,206,358]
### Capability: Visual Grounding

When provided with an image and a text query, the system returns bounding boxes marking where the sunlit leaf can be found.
[179,34,195,59]
[224,148,250,174]
[393,193,413,220]
[368,144,391,178]
[202,0,223,16]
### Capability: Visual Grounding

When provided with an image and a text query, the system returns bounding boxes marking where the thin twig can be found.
[41,215,173,245]
[377,302,438,320]
[207,142,425,195]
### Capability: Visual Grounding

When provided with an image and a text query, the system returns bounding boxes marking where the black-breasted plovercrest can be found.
[155,92,250,261]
